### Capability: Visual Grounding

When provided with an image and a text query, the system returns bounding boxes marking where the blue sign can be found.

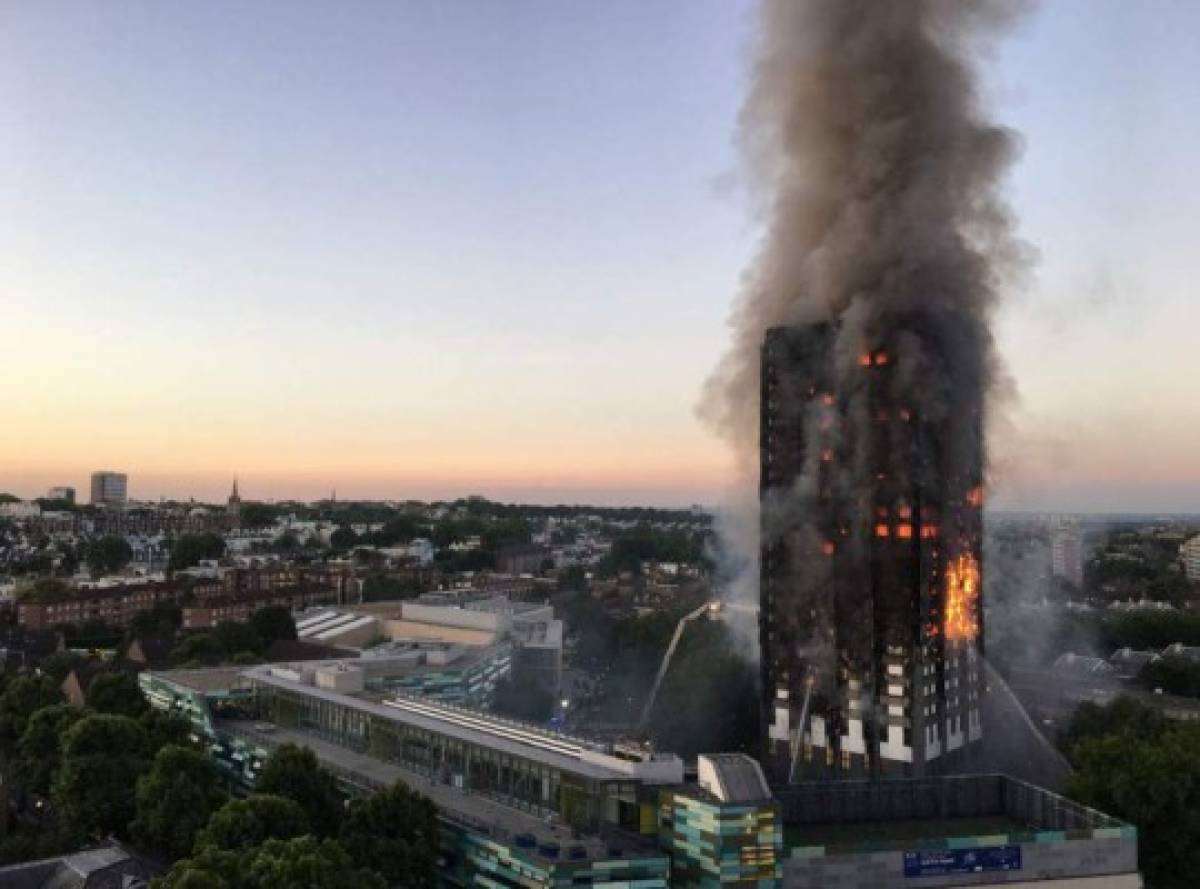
[903,846,1022,878]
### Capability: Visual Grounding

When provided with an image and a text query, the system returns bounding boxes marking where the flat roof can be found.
[246,667,630,782]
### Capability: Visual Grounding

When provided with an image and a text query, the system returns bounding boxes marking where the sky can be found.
[1,1,1198,511]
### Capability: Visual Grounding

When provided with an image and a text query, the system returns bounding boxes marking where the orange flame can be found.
[945,553,981,641]
[967,486,984,508]
[874,523,890,538]
[858,353,873,367]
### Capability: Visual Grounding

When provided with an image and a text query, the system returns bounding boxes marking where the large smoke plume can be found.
[704,0,1030,595]
[705,0,1026,455]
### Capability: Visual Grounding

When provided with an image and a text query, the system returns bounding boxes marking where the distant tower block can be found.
[759,325,985,783]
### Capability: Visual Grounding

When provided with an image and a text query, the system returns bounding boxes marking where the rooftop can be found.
[245,664,642,781]
[218,719,656,862]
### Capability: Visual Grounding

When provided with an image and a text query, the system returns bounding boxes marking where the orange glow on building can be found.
[822,541,835,556]
[897,524,913,539]
[967,485,984,508]
[858,353,872,367]
[944,553,981,641]
[874,523,890,538]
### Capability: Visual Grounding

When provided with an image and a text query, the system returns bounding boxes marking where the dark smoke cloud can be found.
[702,0,1029,459]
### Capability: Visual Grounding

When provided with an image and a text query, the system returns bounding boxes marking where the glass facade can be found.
[253,679,641,834]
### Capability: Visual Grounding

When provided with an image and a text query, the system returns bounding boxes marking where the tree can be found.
[171,633,226,667]
[244,837,385,889]
[361,574,420,603]
[86,670,149,717]
[270,532,299,554]
[53,714,149,839]
[239,502,277,530]
[249,606,296,646]
[329,526,358,551]
[213,621,263,657]
[19,577,73,604]
[132,745,227,861]
[1059,697,1167,760]
[370,516,421,546]
[17,704,91,796]
[1138,655,1200,697]
[154,848,244,889]
[157,837,386,889]
[255,744,344,837]
[169,532,227,572]
[139,707,196,753]
[39,651,84,684]
[85,536,133,577]
[1066,721,1200,889]
[339,782,439,888]
[129,602,183,638]
[195,794,310,853]
[0,674,63,756]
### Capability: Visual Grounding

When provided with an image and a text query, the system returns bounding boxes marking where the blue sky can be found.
[2,1,1198,510]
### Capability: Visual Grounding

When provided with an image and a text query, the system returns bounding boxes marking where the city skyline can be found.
[4,1,1199,511]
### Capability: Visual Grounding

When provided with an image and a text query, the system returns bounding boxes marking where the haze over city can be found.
[4,0,1198,510]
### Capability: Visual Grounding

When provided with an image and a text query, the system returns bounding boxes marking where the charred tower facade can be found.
[760,324,985,783]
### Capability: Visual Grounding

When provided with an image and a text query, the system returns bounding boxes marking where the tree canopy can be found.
[132,745,228,861]
[52,713,150,840]
[85,536,133,577]
[249,606,296,646]
[17,703,90,796]
[254,744,344,837]
[195,794,310,854]
[0,673,64,756]
[339,782,439,888]
[86,670,149,717]
[156,836,386,889]
[169,532,227,572]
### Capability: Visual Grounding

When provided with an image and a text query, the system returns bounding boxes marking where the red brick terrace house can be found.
[181,586,338,630]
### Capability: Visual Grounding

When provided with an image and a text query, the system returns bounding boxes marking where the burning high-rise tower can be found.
[760,323,985,782]
[699,0,1024,783]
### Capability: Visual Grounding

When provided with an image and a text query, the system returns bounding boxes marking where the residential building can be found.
[1052,523,1084,587]
[181,586,338,630]
[0,500,40,519]
[90,471,128,506]
[0,840,159,887]
[18,564,349,631]
[1181,534,1200,584]
[497,544,550,575]
[760,325,984,782]
[45,486,76,504]
[1108,647,1159,680]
